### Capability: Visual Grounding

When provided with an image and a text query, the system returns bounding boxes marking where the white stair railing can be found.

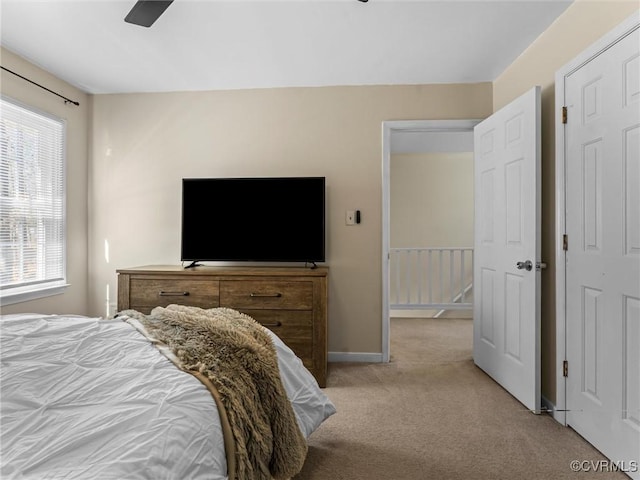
[389,247,473,310]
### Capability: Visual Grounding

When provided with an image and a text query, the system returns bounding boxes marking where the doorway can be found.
[383,87,542,415]
[381,120,480,362]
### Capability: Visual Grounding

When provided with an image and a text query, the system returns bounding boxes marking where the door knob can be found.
[516,260,533,271]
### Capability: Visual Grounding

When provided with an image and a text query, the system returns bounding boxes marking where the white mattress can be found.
[0,313,335,479]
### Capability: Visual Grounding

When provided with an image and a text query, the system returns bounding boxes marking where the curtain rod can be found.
[1,66,80,106]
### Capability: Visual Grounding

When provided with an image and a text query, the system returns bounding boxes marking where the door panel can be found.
[565,25,640,478]
[473,86,541,413]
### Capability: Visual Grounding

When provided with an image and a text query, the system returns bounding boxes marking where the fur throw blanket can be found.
[118,305,307,480]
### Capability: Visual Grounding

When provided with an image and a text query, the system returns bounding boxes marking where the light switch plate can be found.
[346,210,356,225]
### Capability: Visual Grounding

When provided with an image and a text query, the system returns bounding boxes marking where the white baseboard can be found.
[328,351,384,363]
[390,309,437,318]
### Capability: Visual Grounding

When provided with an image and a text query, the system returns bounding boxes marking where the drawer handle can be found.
[249,292,282,298]
[159,291,190,296]
[261,321,283,328]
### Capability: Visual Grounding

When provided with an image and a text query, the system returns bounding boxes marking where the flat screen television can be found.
[181,176,325,266]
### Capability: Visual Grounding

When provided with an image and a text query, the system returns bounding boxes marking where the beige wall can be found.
[390,152,474,248]
[88,85,492,353]
[390,152,474,316]
[493,1,639,402]
[0,47,90,316]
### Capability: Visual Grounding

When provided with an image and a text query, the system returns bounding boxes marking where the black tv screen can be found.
[181,177,325,264]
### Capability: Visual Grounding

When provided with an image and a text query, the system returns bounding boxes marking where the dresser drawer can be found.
[243,310,312,338]
[220,280,313,310]
[247,310,314,368]
[129,278,219,312]
[246,309,313,369]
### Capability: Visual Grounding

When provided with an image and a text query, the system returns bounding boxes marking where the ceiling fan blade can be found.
[124,0,174,27]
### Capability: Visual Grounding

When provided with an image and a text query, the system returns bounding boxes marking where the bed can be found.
[0,305,336,480]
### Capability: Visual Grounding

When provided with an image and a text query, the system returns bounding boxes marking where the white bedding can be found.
[0,313,336,479]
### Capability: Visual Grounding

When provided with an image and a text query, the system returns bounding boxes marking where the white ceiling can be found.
[0,0,573,95]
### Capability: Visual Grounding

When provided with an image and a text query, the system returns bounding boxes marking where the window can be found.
[0,96,67,305]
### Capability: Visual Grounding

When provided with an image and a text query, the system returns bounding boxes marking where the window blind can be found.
[0,97,66,299]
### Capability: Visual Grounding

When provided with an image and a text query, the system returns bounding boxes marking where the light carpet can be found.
[293,317,628,480]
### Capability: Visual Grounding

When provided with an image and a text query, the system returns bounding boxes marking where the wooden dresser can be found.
[117,265,328,387]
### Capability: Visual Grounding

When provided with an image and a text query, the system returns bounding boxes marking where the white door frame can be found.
[381,119,481,362]
[554,11,640,425]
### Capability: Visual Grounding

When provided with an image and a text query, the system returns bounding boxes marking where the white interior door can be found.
[564,23,640,478]
[473,86,541,413]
